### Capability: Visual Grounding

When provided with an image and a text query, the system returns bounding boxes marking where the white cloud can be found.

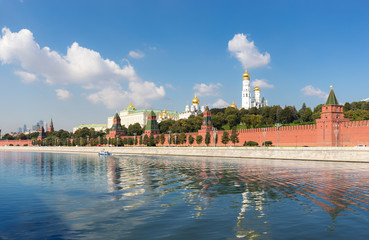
[14,70,37,83]
[0,27,165,108]
[212,99,229,108]
[193,83,222,97]
[228,33,270,69]
[129,50,145,59]
[165,83,175,89]
[251,79,274,89]
[56,89,72,100]
[301,85,328,100]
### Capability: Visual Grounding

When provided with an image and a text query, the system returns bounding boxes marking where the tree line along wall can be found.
[149,124,319,147]
[1,120,368,147]
[142,120,368,147]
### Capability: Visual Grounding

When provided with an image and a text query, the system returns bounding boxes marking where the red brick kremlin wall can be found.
[0,139,33,146]
[150,120,368,147]
[152,124,320,147]
[1,123,368,147]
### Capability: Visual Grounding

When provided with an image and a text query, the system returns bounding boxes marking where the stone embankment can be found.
[1,146,369,163]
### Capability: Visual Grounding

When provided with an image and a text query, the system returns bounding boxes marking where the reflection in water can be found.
[1,151,369,239]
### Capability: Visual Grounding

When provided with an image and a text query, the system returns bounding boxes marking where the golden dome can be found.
[192,94,200,104]
[128,102,134,108]
[243,68,250,79]
[162,109,167,114]
[230,101,237,109]
[254,86,260,91]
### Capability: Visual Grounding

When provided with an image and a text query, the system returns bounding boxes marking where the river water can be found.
[0,151,369,239]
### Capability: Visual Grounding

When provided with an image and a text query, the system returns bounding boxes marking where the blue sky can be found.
[1,0,369,133]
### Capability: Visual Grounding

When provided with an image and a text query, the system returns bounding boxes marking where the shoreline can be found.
[1,146,369,163]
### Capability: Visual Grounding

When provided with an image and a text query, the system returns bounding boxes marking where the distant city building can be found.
[23,124,27,133]
[241,69,268,109]
[179,95,205,119]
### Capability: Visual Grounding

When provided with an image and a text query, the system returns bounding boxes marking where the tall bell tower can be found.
[241,68,251,109]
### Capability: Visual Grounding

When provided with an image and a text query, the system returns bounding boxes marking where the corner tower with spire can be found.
[108,112,126,139]
[316,86,349,146]
[145,110,160,135]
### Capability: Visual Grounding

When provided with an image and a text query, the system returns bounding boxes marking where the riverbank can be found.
[1,146,369,163]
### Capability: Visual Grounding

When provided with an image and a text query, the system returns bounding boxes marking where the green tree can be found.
[246,141,258,146]
[16,133,27,140]
[148,135,156,146]
[212,112,226,130]
[188,135,194,145]
[230,127,239,146]
[143,134,149,145]
[226,114,239,129]
[205,132,211,146]
[196,135,203,145]
[301,107,313,122]
[178,133,187,144]
[221,132,229,146]
[127,123,143,136]
[280,106,298,124]
[160,133,165,145]
[158,119,175,133]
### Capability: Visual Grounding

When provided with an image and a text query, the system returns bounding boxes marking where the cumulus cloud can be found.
[129,50,145,59]
[301,85,328,100]
[212,99,229,108]
[14,70,37,83]
[0,27,165,109]
[193,83,222,97]
[228,33,270,69]
[251,79,274,89]
[56,89,72,100]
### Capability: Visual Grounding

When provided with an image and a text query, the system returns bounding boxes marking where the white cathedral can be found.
[241,68,268,109]
[179,94,206,119]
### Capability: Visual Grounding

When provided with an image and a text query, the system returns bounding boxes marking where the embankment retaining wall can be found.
[1,146,369,163]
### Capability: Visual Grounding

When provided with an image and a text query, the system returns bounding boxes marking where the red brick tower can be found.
[199,105,213,133]
[37,126,45,141]
[108,113,126,139]
[145,110,160,135]
[48,118,54,132]
[316,86,349,146]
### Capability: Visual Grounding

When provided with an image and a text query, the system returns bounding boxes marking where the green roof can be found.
[75,124,107,128]
[325,87,339,105]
